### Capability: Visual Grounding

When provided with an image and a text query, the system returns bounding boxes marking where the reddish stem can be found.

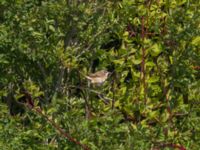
[159,143,186,150]
[27,104,90,150]
[141,16,147,104]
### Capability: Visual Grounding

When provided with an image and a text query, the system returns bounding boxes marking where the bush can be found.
[0,0,200,149]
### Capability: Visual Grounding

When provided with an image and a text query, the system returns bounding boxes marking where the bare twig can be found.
[27,105,90,150]
[68,85,112,104]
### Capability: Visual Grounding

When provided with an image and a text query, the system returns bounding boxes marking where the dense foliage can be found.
[0,0,200,149]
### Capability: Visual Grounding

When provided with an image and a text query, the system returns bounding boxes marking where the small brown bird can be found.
[85,70,110,84]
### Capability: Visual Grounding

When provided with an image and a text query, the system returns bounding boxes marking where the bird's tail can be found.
[78,71,91,80]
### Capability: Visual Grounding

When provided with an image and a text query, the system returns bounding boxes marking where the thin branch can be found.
[27,105,90,150]
[141,16,147,104]
[68,85,112,104]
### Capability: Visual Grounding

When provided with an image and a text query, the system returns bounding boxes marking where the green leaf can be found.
[32,32,43,37]
[49,25,55,32]
[191,36,200,46]
[113,58,124,65]
[149,43,163,57]
[146,61,155,67]
[147,76,160,83]
[0,54,8,64]
[132,58,142,65]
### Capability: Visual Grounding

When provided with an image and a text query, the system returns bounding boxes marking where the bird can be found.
[85,70,110,84]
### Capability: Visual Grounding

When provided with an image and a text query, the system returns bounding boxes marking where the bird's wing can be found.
[88,71,103,78]
[87,73,98,78]
[85,75,92,80]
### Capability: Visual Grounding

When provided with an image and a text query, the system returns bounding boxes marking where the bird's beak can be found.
[107,71,112,77]
[108,71,113,75]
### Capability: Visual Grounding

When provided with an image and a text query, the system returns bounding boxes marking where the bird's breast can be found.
[91,77,106,83]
